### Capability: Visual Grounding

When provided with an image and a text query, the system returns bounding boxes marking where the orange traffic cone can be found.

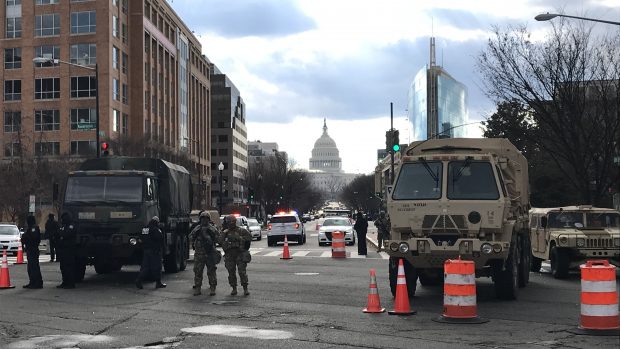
[388,259,416,315]
[0,250,15,289]
[363,269,385,313]
[280,235,292,260]
[14,240,26,265]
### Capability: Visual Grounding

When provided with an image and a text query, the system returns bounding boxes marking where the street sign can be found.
[77,122,96,130]
[29,195,35,213]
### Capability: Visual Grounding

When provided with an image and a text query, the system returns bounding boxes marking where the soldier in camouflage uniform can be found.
[190,211,220,296]
[220,215,253,296]
[374,212,391,252]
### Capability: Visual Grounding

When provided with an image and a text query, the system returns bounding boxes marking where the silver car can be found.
[318,217,356,246]
[267,213,306,246]
[0,224,21,255]
[247,218,262,241]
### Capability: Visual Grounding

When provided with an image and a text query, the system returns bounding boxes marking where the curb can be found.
[366,235,379,249]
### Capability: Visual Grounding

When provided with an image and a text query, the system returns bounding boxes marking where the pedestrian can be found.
[56,213,77,289]
[136,216,166,289]
[190,211,221,296]
[44,213,59,262]
[354,211,368,256]
[220,215,252,296]
[374,212,391,252]
[22,215,43,289]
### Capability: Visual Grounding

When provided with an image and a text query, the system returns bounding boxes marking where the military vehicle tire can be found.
[531,256,543,272]
[75,259,86,281]
[418,273,443,286]
[550,246,569,279]
[94,263,113,274]
[164,235,183,273]
[494,237,519,300]
[179,235,188,271]
[388,257,417,298]
[518,233,531,287]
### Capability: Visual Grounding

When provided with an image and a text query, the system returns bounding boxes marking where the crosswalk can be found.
[5,254,52,264]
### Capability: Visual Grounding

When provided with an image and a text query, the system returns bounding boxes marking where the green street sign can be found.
[77,123,96,130]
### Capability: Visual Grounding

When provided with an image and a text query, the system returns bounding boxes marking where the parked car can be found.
[302,213,311,223]
[318,217,356,246]
[0,223,22,255]
[267,212,306,246]
[247,218,262,241]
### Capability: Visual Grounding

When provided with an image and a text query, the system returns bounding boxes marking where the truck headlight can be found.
[481,243,493,254]
[390,242,399,252]
[613,238,620,247]
[492,243,502,253]
[398,243,409,253]
[576,238,585,247]
[559,236,568,245]
[129,238,137,245]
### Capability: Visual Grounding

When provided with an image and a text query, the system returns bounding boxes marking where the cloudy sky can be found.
[168,0,619,174]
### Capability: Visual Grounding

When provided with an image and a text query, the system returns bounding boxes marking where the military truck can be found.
[61,157,192,280]
[529,206,620,278]
[383,138,530,300]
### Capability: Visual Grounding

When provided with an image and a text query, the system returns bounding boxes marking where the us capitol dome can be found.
[309,119,343,173]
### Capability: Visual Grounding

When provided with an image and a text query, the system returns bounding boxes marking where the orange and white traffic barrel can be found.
[433,259,488,324]
[331,231,346,258]
[569,260,619,336]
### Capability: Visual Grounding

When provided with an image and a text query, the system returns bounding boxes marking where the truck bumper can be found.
[385,238,510,269]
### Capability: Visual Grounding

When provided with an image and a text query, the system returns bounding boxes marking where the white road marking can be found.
[264,251,282,257]
[181,325,293,340]
[310,234,318,237]
[295,272,319,276]
[8,335,114,349]
[320,251,332,258]
[292,251,310,257]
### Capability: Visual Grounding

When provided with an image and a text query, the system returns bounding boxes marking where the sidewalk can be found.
[366,222,380,250]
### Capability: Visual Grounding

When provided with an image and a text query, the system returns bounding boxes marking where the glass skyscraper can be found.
[408,38,468,141]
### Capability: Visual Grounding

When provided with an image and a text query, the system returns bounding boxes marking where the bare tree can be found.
[478,21,620,206]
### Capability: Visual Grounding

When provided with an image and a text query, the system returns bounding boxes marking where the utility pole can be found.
[390,102,394,184]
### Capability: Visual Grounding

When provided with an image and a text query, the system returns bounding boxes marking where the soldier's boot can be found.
[193,286,201,296]
[209,286,216,296]
[230,286,238,296]
[243,285,250,296]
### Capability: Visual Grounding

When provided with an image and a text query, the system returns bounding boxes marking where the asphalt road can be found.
[1,220,618,348]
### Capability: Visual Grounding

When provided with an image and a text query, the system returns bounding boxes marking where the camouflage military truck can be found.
[529,206,620,278]
[61,157,192,280]
[383,138,530,300]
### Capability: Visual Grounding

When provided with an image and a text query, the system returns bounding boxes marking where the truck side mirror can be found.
[386,186,393,195]
[540,216,547,228]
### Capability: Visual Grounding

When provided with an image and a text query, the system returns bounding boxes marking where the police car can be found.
[267,211,306,246]
[0,223,21,255]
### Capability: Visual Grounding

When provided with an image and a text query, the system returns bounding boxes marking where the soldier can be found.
[374,212,391,252]
[220,215,252,296]
[57,213,77,289]
[44,213,59,262]
[22,215,43,289]
[190,211,220,296]
[354,211,369,256]
[136,216,166,289]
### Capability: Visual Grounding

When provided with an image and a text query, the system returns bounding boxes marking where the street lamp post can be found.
[535,13,620,26]
[32,57,100,157]
[218,162,224,215]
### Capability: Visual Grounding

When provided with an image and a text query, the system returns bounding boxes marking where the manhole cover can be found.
[211,301,240,305]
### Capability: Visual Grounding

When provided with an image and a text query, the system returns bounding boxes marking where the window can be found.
[121,113,128,134]
[34,110,60,131]
[70,43,96,65]
[121,23,127,43]
[218,149,228,156]
[112,79,120,101]
[6,0,21,5]
[112,15,119,37]
[70,108,96,130]
[4,48,21,69]
[393,162,443,200]
[4,143,21,158]
[112,0,118,7]
[4,111,21,132]
[5,17,22,38]
[34,45,60,67]
[71,11,96,34]
[70,140,96,156]
[122,0,128,14]
[34,142,60,156]
[218,135,228,142]
[35,13,60,36]
[112,109,120,132]
[36,0,59,4]
[447,161,500,200]
[35,78,60,99]
[4,80,21,101]
[122,83,128,104]
[112,46,119,69]
[71,76,96,98]
[121,52,128,74]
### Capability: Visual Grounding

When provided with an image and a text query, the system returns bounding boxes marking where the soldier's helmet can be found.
[199,211,211,221]
[223,215,237,228]
[152,216,160,223]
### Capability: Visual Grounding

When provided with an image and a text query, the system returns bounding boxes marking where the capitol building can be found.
[308,119,357,198]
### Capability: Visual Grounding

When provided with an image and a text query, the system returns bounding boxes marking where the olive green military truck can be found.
[61,157,192,280]
[529,206,620,278]
[383,138,530,300]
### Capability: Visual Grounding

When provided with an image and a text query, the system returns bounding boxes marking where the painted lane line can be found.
[292,251,310,257]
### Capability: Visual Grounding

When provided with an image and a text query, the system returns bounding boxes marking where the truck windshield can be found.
[547,212,583,228]
[65,176,143,203]
[585,212,620,228]
[392,162,442,200]
[447,161,499,200]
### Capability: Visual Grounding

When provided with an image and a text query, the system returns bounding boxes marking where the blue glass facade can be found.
[408,66,468,141]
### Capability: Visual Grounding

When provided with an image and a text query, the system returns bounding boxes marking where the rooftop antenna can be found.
[430,37,436,67]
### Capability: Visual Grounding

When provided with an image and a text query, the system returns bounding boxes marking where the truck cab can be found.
[529,206,620,278]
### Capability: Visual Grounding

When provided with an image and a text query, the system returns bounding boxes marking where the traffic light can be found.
[385,130,393,153]
[248,187,255,201]
[101,142,110,157]
[386,129,400,153]
[392,130,400,152]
